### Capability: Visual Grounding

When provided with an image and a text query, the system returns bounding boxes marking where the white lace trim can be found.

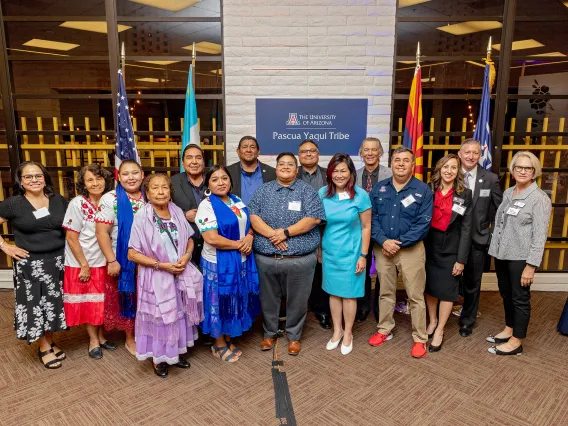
[63,293,104,304]
[136,347,188,365]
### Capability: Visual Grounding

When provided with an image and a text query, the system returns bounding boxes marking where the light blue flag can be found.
[181,65,200,171]
[473,63,493,170]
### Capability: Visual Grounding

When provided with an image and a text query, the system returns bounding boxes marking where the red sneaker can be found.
[368,332,393,347]
[411,342,427,358]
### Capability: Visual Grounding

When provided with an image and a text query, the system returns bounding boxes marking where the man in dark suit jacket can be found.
[226,136,276,204]
[458,138,503,337]
[171,144,207,265]
[297,139,330,329]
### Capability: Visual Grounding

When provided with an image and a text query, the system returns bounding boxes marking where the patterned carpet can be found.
[1,289,567,426]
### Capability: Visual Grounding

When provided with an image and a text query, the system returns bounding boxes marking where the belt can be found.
[260,253,304,259]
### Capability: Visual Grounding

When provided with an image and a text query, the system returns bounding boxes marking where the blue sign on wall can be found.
[256,98,368,155]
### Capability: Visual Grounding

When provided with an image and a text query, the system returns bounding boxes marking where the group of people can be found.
[0,134,553,376]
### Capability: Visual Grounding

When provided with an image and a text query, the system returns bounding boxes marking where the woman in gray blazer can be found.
[487,151,551,356]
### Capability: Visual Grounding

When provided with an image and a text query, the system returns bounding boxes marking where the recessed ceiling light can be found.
[436,21,502,36]
[7,48,69,57]
[136,60,181,65]
[210,69,222,75]
[528,51,566,57]
[182,41,222,55]
[399,0,431,7]
[129,0,200,12]
[59,21,131,34]
[136,77,168,83]
[23,38,79,51]
[493,39,544,51]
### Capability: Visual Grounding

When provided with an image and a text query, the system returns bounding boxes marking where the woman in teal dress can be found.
[318,153,371,355]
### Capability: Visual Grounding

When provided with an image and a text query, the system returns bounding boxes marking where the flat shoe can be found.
[88,346,103,360]
[488,345,523,356]
[175,358,191,369]
[326,331,344,351]
[486,335,511,344]
[154,362,168,378]
[125,342,137,356]
[340,339,353,355]
[100,340,119,351]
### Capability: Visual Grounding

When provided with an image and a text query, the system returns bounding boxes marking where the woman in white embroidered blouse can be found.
[63,164,118,359]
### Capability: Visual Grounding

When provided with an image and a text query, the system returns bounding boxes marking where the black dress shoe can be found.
[459,325,473,337]
[319,314,332,329]
[488,345,523,356]
[175,358,191,369]
[88,346,103,360]
[428,341,443,352]
[355,310,369,323]
[154,362,168,378]
[100,340,119,350]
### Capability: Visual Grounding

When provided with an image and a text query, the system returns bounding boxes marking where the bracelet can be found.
[360,253,367,259]
[0,240,4,248]
[108,259,117,264]
[153,261,160,271]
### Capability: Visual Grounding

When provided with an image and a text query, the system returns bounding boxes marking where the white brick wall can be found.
[222,0,397,167]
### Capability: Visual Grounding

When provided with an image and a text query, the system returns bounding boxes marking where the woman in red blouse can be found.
[425,154,473,352]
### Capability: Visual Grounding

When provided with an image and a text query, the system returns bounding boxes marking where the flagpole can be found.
[416,42,420,67]
[486,36,492,61]
[191,42,196,90]
[121,42,125,76]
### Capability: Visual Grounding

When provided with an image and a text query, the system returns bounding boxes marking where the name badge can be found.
[288,201,301,211]
[506,207,520,216]
[480,189,491,197]
[453,197,465,205]
[514,201,526,208]
[337,192,350,201]
[401,195,416,208]
[452,204,466,216]
[235,201,246,209]
[33,207,50,219]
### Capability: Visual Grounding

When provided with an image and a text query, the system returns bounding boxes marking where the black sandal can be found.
[38,348,62,369]
[50,342,66,360]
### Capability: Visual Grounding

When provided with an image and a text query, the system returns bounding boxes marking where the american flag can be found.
[115,69,140,179]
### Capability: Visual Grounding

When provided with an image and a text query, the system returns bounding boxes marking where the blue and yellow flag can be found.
[402,65,424,181]
[181,65,200,171]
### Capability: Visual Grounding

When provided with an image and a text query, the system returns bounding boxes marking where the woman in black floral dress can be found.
[0,161,68,369]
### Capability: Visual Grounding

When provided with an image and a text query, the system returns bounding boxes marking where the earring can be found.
[204,189,211,197]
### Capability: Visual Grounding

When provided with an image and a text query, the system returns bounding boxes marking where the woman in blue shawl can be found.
[195,165,260,362]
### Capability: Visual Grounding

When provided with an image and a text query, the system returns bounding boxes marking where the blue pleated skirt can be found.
[200,258,260,338]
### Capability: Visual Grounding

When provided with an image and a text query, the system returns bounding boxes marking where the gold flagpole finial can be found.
[486,37,492,61]
[416,42,421,67]
[120,42,126,76]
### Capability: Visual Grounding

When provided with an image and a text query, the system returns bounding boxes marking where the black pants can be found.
[495,258,531,339]
[460,243,487,326]
[309,262,330,317]
[357,241,379,316]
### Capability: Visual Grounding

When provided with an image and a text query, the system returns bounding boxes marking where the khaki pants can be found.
[374,241,427,343]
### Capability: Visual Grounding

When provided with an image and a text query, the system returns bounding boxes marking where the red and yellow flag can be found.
[402,66,424,181]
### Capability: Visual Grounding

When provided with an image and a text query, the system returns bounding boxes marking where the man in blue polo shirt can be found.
[249,152,326,356]
[367,146,433,358]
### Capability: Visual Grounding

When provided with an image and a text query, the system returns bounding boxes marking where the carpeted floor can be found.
[1,289,568,426]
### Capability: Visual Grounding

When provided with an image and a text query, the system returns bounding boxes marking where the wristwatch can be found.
[360,253,367,259]
[284,229,290,239]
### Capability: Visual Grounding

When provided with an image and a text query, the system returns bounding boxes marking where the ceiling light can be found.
[59,21,131,34]
[436,21,502,36]
[210,69,222,75]
[129,0,200,12]
[182,41,222,55]
[398,0,431,7]
[7,48,69,57]
[493,39,543,51]
[136,77,168,83]
[528,52,566,57]
[23,38,79,51]
[136,60,181,65]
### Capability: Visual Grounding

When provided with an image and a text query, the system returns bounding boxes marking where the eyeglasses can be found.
[277,162,296,168]
[299,149,318,155]
[22,174,44,181]
[513,166,535,174]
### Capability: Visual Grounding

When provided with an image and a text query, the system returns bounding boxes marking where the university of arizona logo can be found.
[286,113,299,126]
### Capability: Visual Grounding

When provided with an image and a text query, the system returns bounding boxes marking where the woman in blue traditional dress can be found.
[319,154,371,355]
[196,165,260,362]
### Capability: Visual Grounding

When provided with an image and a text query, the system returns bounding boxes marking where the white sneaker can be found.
[341,340,353,355]
[326,332,344,350]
